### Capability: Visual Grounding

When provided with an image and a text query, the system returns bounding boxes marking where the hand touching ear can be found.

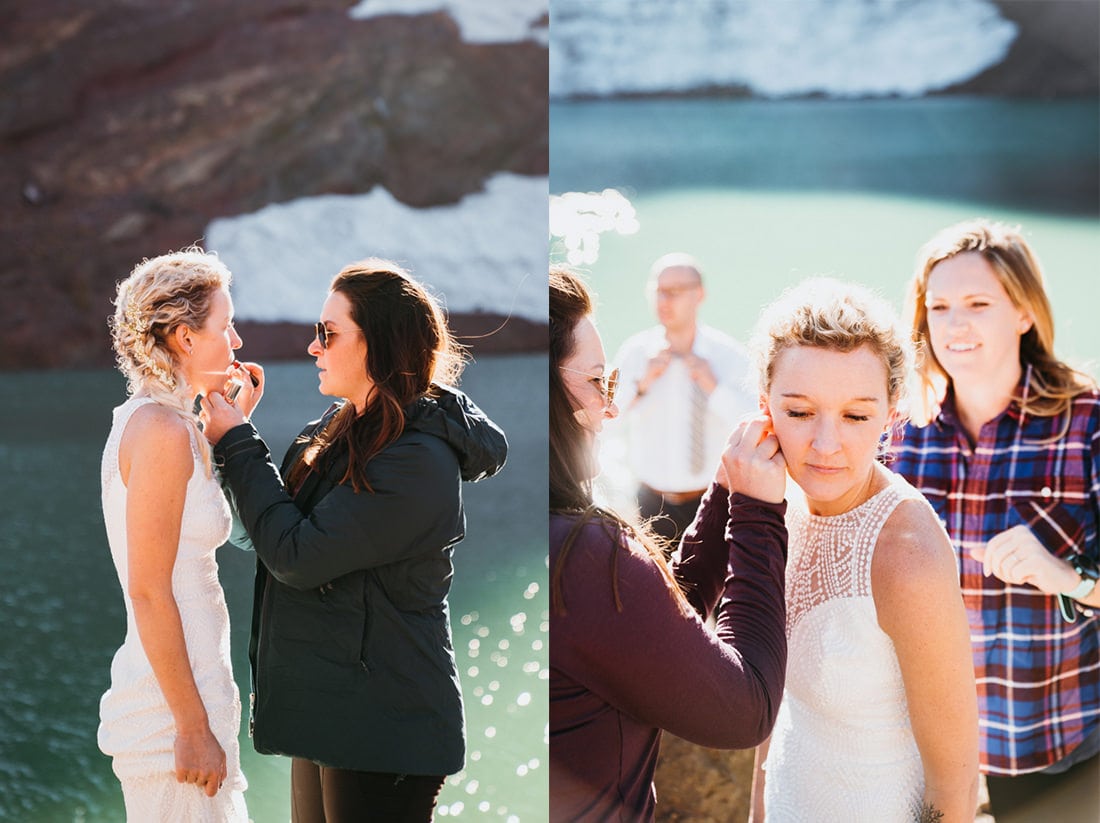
[716,414,786,504]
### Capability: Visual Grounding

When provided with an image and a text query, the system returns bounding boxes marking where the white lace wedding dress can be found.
[98,396,248,821]
[763,471,926,821]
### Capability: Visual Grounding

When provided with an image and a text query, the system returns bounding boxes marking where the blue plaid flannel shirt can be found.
[891,384,1100,775]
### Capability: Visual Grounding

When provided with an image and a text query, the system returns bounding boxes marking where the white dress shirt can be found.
[605,324,756,494]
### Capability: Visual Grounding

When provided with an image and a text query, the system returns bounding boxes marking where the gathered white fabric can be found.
[764,471,926,822]
[98,396,247,805]
[119,773,248,822]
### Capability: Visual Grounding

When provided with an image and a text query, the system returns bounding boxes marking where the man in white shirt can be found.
[608,253,755,544]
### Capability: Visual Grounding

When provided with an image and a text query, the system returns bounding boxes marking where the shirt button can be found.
[1041,486,1053,499]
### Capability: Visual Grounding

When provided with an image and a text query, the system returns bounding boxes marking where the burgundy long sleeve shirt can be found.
[549,483,789,822]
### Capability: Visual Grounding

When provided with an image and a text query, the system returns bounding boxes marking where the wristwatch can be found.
[1063,553,1100,599]
[1057,553,1099,623]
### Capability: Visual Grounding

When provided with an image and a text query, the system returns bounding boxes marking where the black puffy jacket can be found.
[214,385,507,775]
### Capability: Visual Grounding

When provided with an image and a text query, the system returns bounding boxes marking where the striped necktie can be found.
[689,381,707,473]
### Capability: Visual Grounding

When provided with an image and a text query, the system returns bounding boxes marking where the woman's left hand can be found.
[199,391,247,446]
[973,525,1081,594]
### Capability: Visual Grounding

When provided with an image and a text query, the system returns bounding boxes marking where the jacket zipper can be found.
[360,577,372,673]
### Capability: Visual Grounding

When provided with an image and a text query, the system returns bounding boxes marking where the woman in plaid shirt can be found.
[892,219,1100,820]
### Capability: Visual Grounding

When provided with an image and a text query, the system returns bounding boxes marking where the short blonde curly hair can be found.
[752,277,914,414]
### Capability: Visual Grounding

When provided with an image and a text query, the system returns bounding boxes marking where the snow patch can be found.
[348,0,548,45]
[206,173,548,325]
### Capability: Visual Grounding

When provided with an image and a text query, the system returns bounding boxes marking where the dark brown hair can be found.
[549,265,597,513]
[286,259,466,493]
[549,265,687,616]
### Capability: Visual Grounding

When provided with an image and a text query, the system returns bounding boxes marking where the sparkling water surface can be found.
[0,353,547,822]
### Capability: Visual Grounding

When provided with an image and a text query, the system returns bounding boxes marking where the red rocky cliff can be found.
[0,1,548,368]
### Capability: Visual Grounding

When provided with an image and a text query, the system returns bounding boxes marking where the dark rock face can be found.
[945,0,1099,97]
[0,1,548,368]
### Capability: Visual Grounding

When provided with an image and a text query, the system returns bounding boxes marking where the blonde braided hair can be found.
[109,247,233,472]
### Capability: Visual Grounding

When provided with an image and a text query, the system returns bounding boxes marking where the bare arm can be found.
[873,500,979,822]
[748,735,770,823]
[121,406,226,797]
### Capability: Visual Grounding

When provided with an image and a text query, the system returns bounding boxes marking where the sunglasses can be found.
[315,322,363,350]
[559,366,619,408]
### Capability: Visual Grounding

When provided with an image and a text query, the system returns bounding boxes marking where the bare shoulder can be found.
[872,498,957,604]
[120,402,194,483]
[125,402,191,450]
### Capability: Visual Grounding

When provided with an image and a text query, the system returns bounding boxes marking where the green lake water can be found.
[550,97,1100,364]
[0,353,547,822]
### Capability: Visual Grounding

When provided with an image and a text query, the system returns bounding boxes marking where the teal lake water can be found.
[0,354,547,822]
[551,97,1100,365]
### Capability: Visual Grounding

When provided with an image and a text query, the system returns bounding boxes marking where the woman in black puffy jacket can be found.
[201,259,507,822]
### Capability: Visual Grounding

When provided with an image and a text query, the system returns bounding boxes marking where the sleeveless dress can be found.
[98,396,248,821]
[763,471,926,821]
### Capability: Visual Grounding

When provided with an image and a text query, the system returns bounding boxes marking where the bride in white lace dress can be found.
[98,249,253,821]
[746,279,979,823]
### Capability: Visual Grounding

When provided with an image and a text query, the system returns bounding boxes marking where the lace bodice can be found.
[97,396,246,791]
[763,471,927,822]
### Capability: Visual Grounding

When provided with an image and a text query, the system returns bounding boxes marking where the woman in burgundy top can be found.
[548,266,790,822]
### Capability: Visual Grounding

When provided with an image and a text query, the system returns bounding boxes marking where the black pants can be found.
[291,758,446,823]
[637,484,704,548]
[985,752,1099,823]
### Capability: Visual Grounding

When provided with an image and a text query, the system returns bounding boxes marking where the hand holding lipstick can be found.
[202,361,265,445]
[223,360,264,415]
